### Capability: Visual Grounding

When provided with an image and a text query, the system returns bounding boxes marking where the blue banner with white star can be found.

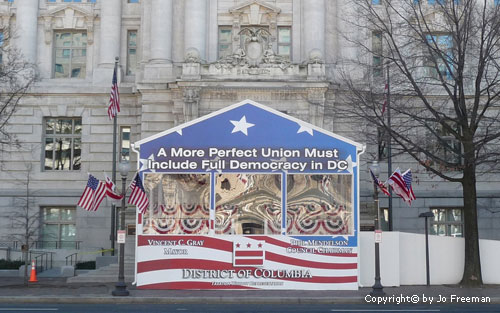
[136,101,361,174]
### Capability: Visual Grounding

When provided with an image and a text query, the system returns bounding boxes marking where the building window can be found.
[425,34,453,80]
[128,0,139,3]
[127,30,137,76]
[218,26,232,59]
[372,31,383,77]
[54,32,87,78]
[430,208,463,237]
[43,118,82,171]
[434,122,462,167]
[41,207,77,249]
[120,126,131,161]
[277,27,291,59]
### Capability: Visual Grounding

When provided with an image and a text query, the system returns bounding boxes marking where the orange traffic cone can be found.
[28,260,38,283]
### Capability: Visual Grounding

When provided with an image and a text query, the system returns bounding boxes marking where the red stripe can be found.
[247,236,358,258]
[235,251,263,257]
[234,259,263,266]
[138,281,255,290]
[266,251,357,270]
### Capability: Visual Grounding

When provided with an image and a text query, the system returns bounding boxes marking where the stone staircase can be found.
[67,257,135,283]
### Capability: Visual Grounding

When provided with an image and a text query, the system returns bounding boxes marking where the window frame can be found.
[218,26,233,59]
[126,30,137,76]
[120,126,131,161]
[424,33,454,80]
[372,31,383,77]
[430,207,463,237]
[53,31,88,79]
[42,117,82,171]
[40,206,77,249]
[277,26,292,59]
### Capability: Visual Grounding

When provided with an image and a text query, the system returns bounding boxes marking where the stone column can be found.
[150,0,173,63]
[302,0,325,61]
[15,0,39,63]
[184,0,207,62]
[99,0,122,66]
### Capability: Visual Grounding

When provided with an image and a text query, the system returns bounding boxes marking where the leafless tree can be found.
[10,163,39,285]
[0,27,36,149]
[335,0,500,286]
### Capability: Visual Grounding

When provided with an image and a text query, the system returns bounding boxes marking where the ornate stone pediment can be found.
[42,5,96,45]
[229,1,280,25]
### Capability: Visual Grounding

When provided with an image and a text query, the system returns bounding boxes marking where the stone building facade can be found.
[0,0,498,262]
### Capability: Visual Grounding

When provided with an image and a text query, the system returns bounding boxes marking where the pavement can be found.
[0,277,499,305]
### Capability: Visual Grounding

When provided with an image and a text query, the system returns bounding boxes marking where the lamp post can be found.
[112,159,130,296]
[370,161,384,296]
[419,211,435,286]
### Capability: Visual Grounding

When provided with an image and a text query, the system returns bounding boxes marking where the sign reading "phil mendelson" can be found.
[149,147,349,172]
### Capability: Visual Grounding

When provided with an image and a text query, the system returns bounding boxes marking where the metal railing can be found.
[29,251,54,273]
[65,253,78,266]
[32,241,82,250]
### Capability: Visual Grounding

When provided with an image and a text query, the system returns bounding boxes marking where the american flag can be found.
[402,169,416,201]
[107,67,120,120]
[387,168,413,205]
[369,168,390,196]
[104,173,124,201]
[128,173,149,214]
[77,174,107,211]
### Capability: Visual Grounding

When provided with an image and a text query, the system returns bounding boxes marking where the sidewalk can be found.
[0,277,498,305]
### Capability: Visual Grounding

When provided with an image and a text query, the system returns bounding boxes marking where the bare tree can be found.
[335,0,500,286]
[0,28,36,149]
[10,163,39,285]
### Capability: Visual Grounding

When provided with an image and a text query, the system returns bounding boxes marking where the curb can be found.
[0,296,366,305]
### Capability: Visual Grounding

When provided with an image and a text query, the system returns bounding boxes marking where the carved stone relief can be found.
[182,87,201,122]
[42,5,96,45]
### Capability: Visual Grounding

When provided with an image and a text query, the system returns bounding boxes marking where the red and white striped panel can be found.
[136,235,358,290]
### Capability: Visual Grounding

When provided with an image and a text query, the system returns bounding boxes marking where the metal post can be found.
[419,211,434,286]
[370,161,384,296]
[110,57,119,256]
[112,171,129,296]
[386,63,393,231]
[425,216,430,286]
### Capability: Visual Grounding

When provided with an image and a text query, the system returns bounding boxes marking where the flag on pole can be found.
[382,83,388,115]
[107,66,120,120]
[402,169,416,202]
[387,168,413,205]
[104,173,124,201]
[128,173,149,214]
[78,174,107,211]
[369,169,390,196]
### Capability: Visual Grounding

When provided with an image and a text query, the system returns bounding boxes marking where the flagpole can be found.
[386,61,393,231]
[110,57,119,256]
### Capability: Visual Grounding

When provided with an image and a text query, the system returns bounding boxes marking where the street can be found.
[0,303,499,313]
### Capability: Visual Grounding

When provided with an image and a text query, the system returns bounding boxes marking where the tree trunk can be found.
[460,157,482,286]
